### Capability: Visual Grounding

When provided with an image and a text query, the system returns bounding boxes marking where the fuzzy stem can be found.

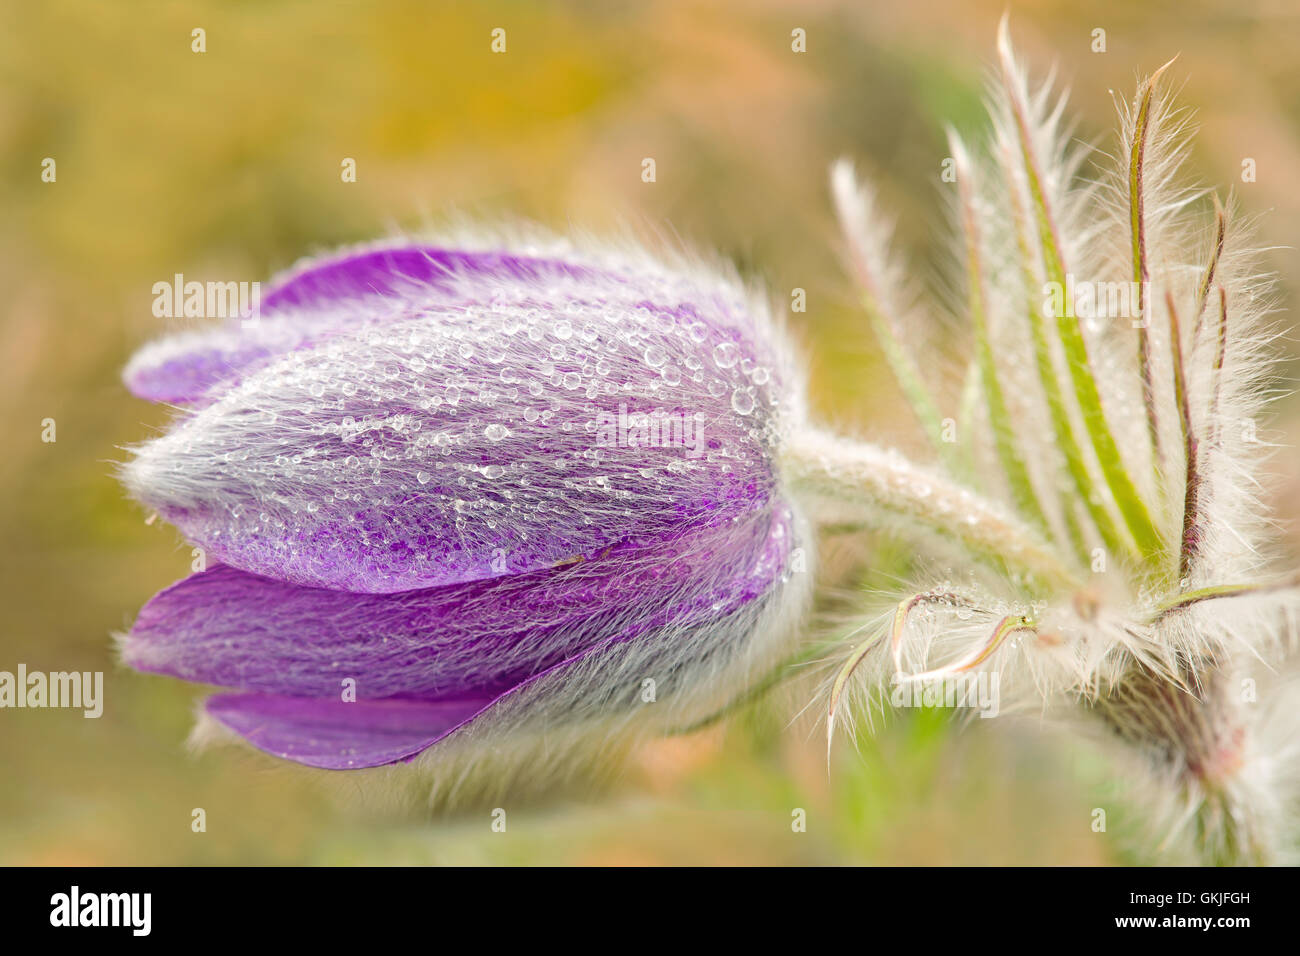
[781,428,1078,593]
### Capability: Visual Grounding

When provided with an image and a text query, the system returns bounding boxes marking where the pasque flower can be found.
[122,229,1049,785]
[121,23,1300,861]
[121,235,814,775]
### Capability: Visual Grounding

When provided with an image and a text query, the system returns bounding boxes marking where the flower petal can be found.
[203,693,490,769]
[121,502,795,699]
[123,243,593,405]
[162,501,807,770]
[123,243,792,592]
[260,244,589,313]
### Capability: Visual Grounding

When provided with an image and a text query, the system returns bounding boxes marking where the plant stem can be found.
[781,428,1078,593]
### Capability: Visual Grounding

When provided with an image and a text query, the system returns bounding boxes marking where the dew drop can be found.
[731,388,755,415]
[713,342,740,369]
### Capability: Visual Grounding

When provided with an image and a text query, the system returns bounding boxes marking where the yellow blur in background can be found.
[1,0,1296,864]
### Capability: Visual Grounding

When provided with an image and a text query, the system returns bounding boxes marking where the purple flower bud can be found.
[120,237,811,770]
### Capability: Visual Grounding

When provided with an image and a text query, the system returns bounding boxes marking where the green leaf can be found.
[1000,38,1164,563]
[951,135,1053,540]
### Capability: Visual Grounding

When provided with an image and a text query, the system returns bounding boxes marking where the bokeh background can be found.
[2,0,1297,865]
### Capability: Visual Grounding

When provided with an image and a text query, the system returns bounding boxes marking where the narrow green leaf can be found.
[832,163,963,475]
[951,134,1053,540]
[1165,292,1200,580]
[1129,57,1178,473]
[1193,198,1228,340]
[862,302,959,473]
[899,612,1036,682]
[826,629,885,758]
[1002,146,1135,566]
[999,27,1164,562]
[1152,579,1299,622]
[956,357,982,483]
[1207,284,1229,448]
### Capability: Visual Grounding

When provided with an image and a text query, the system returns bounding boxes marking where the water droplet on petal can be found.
[713,342,740,369]
[731,388,755,414]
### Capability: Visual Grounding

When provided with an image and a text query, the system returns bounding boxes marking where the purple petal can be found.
[144,500,803,770]
[122,503,793,700]
[260,246,589,313]
[204,694,491,770]
[124,336,283,408]
[123,244,592,405]
[123,243,792,593]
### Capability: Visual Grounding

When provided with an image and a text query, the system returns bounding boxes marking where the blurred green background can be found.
[1,0,1296,865]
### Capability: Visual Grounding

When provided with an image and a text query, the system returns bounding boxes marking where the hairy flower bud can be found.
[120,236,812,772]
